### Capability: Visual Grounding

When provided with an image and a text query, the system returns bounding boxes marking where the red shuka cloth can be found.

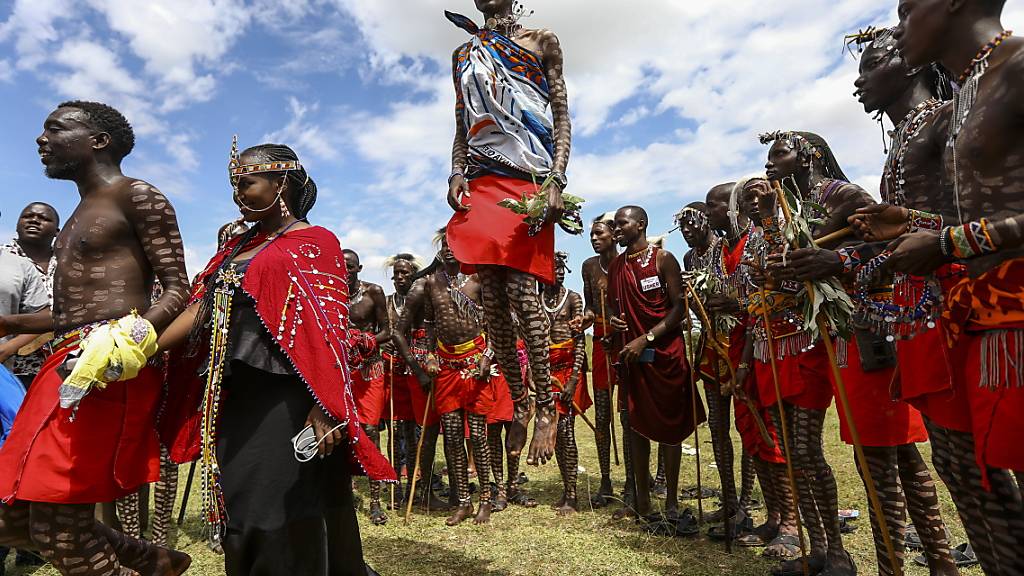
[754,345,833,411]
[434,335,495,416]
[446,174,555,284]
[960,330,1024,473]
[897,322,972,433]
[549,340,593,416]
[727,326,785,464]
[487,371,514,425]
[831,337,927,447]
[0,345,162,503]
[352,364,386,427]
[607,247,703,445]
[383,352,416,422]
[160,226,395,483]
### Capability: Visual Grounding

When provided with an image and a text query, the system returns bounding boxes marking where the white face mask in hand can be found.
[291,423,344,463]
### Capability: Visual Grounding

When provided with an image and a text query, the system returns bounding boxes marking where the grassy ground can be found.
[8,378,982,576]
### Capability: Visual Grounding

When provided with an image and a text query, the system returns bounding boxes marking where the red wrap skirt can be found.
[446,175,555,285]
[0,345,161,504]
[960,329,1024,474]
[383,353,415,422]
[729,329,785,464]
[352,360,386,426]
[897,324,972,433]
[830,337,927,447]
[550,340,593,417]
[755,345,833,411]
[435,336,496,417]
[487,372,514,425]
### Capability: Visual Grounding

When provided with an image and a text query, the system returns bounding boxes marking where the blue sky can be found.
[2,0,1021,295]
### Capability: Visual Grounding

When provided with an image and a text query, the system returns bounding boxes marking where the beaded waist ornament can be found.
[852,251,942,341]
[200,263,243,543]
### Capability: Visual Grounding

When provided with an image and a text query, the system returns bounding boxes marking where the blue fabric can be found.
[0,364,25,448]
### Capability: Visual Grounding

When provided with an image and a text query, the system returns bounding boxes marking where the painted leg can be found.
[29,503,122,576]
[704,381,737,521]
[858,446,907,576]
[896,443,958,576]
[653,444,667,497]
[488,423,508,511]
[505,270,556,466]
[592,388,614,505]
[926,420,1000,574]
[740,453,757,514]
[115,492,141,540]
[613,407,638,519]
[554,414,579,516]
[441,412,474,526]
[363,424,387,525]
[0,502,32,549]
[152,446,178,548]
[771,403,828,574]
[477,267,531,459]
[794,405,853,573]
[468,414,493,524]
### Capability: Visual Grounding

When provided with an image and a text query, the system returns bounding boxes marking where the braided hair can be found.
[241,144,318,220]
[847,26,954,101]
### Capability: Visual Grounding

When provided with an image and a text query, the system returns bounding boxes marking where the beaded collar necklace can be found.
[883,98,943,207]
[950,30,1013,223]
[542,286,568,315]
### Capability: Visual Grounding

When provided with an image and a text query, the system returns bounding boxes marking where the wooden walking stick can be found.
[177,461,197,526]
[684,281,775,448]
[682,290,705,527]
[771,180,901,576]
[388,352,396,512]
[404,388,435,524]
[599,287,620,466]
[757,286,810,576]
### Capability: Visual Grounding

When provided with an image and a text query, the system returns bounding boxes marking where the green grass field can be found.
[8,378,983,576]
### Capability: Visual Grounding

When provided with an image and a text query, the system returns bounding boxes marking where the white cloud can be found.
[262,97,344,164]
[0,59,11,82]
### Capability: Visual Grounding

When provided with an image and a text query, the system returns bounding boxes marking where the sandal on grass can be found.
[914,542,978,568]
[771,554,826,576]
[761,534,801,557]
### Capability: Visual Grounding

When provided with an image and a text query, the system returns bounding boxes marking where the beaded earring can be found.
[279,188,292,219]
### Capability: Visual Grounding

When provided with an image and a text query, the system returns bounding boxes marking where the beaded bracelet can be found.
[836,246,862,274]
[945,219,997,259]
[907,209,943,232]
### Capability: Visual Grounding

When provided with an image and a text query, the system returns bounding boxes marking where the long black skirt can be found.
[217,363,367,576]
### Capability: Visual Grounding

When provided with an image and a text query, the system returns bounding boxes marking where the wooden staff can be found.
[17,332,53,356]
[757,286,810,576]
[176,461,196,526]
[683,281,774,448]
[388,352,396,512]
[813,225,853,246]
[599,287,620,466]
[771,180,900,576]
[682,289,705,527]
[404,389,435,524]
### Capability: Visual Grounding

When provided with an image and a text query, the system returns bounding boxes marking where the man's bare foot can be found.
[445,504,474,526]
[551,494,567,510]
[506,402,532,457]
[152,547,192,576]
[474,502,492,525]
[556,499,577,517]
[526,403,557,465]
[369,503,388,525]
[419,490,451,512]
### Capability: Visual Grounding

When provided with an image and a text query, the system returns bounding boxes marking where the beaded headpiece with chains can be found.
[673,206,709,232]
[228,134,303,186]
[758,131,822,161]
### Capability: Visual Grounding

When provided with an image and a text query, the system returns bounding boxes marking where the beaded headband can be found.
[674,206,709,230]
[228,134,304,182]
[844,26,897,57]
[758,131,822,160]
[554,250,571,272]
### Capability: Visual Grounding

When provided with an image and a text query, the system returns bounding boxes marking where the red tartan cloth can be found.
[0,345,161,503]
[754,345,833,411]
[160,226,395,483]
[831,337,927,447]
[607,248,703,445]
[446,175,555,284]
[550,341,593,416]
[729,326,784,464]
[434,335,495,416]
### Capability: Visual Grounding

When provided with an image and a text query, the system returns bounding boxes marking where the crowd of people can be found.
[0,0,1022,575]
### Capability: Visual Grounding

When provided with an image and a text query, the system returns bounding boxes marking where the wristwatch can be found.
[645,331,656,342]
